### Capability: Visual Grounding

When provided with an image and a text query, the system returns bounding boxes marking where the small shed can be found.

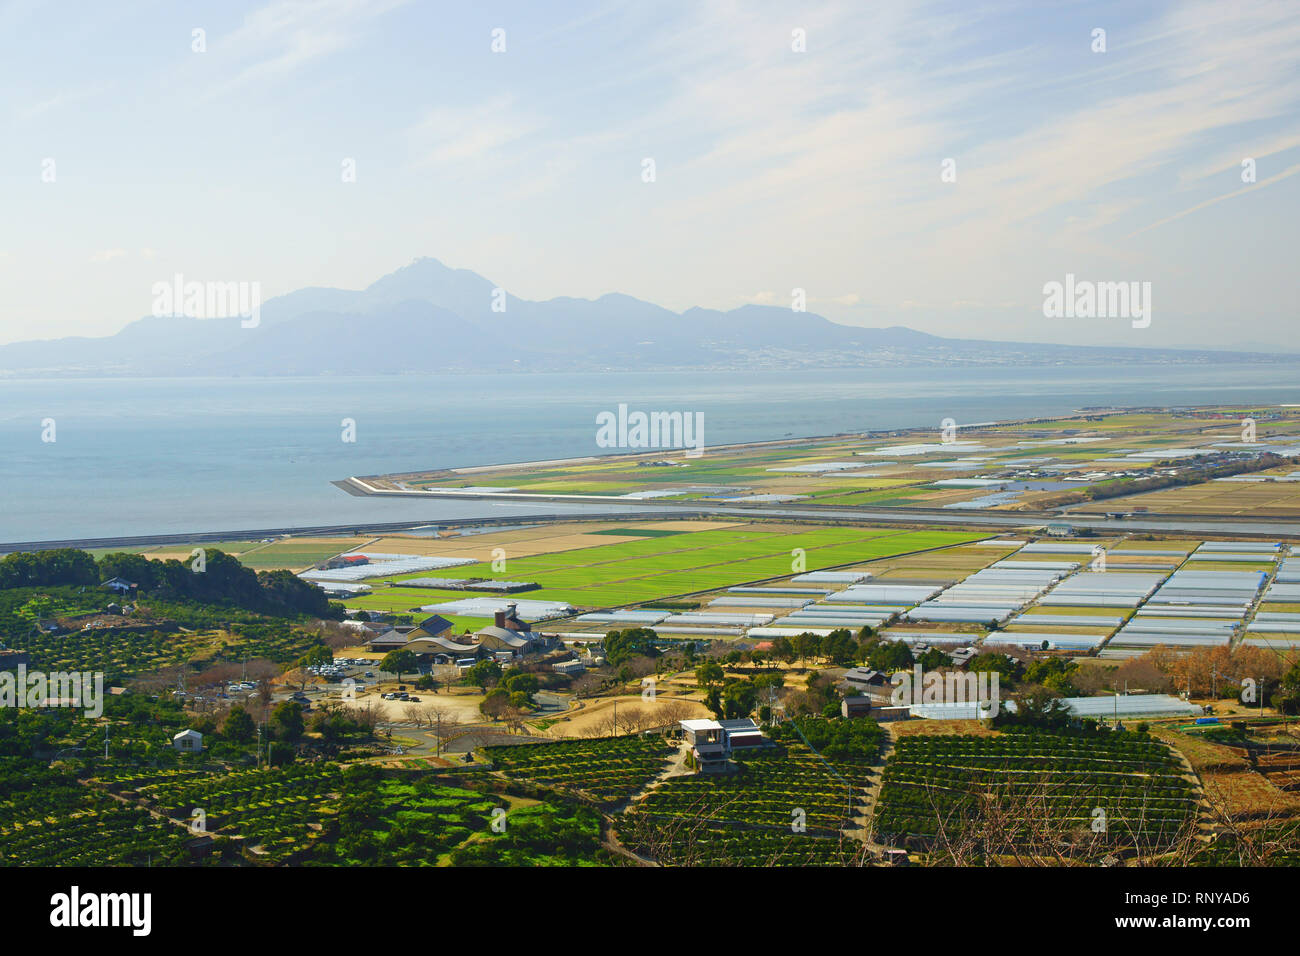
[841,696,873,718]
[172,729,203,752]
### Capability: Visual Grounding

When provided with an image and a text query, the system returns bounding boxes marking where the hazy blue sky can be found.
[1,0,1296,350]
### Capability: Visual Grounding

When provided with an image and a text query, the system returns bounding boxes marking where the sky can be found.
[1,0,1297,351]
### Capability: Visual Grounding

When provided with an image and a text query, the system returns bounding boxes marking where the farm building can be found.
[841,696,873,718]
[101,577,138,597]
[910,693,1202,722]
[172,729,203,752]
[842,667,890,689]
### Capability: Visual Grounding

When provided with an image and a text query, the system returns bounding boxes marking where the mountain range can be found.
[0,258,1278,376]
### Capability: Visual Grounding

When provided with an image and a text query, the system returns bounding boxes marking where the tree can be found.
[480,689,510,721]
[501,705,527,734]
[967,652,1022,683]
[1003,684,1071,728]
[270,700,304,741]
[793,632,820,665]
[694,660,725,691]
[820,629,857,665]
[504,672,540,698]
[463,659,503,690]
[768,636,795,665]
[918,647,952,670]
[415,674,440,693]
[222,705,255,743]
[720,680,758,720]
[380,649,419,681]
[604,627,661,666]
[426,706,461,756]
[868,640,913,672]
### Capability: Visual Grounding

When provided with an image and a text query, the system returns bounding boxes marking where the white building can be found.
[680,718,730,773]
[172,729,203,752]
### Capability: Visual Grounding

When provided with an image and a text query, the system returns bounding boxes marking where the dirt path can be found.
[846,723,897,853]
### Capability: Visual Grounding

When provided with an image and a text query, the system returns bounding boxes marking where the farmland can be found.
[0,760,193,866]
[339,523,985,615]
[350,406,1300,517]
[620,719,882,865]
[873,727,1199,860]
[484,735,675,805]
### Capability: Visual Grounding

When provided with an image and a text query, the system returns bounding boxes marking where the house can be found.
[172,729,203,752]
[842,667,891,692]
[680,718,730,773]
[101,577,138,597]
[719,718,764,749]
[1044,522,1074,538]
[841,696,873,718]
[948,647,977,667]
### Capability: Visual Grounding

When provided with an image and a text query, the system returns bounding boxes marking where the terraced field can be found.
[136,763,512,865]
[486,735,675,805]
[0,761,192,866]
[620,720,882,866]
[873,729,1198,855]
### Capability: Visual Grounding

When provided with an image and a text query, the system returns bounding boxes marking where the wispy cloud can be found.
[206,0,409,95]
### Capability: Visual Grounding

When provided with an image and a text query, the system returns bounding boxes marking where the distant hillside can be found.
[0,257,1280,376]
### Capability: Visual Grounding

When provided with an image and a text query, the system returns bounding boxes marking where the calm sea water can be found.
[1,365,1297,543]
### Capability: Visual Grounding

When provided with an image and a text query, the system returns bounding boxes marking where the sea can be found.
[1,364,1297,544]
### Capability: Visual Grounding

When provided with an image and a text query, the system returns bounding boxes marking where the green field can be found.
[342,525,985,614]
